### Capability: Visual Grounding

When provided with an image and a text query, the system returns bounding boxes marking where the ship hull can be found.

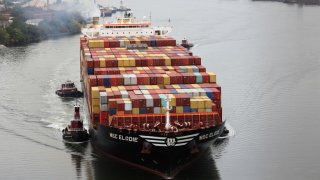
[90,122,225,178]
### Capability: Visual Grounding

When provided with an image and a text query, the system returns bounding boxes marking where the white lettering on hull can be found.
[109,133,138,143]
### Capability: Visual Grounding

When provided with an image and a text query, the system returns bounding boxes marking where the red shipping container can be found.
[113,91,121,98]
[151,94,161,107]
[93,60,100,68]
[104,40,109,48]
[96,75,104,86]
[197,65,206,72]
[148,74,157,85]
[100,112,108,125]
[194,56,201,65]
[106,58,118,67]
[86,58,94,68]
[200,72,210,83]
[138,96,146,107]
[108,99,117,109]
[89,75,97,87]
[117,101,125,111]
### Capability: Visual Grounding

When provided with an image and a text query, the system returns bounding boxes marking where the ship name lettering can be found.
[110,133,118,139]
[110,133,138,142]
[119,135,138,142]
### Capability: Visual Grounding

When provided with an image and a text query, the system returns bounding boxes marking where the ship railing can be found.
[109,112,222,132]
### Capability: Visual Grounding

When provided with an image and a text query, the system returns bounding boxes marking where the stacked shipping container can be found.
[80,36,222,131]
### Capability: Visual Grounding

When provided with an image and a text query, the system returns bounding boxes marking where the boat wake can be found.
[218,121,235,139]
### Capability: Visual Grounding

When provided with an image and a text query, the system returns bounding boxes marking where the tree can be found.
[0,29,9,45]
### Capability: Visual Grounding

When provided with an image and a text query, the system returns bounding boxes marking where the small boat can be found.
[62,105,90,142]
[181,38,194,49]
[56,80,83,98]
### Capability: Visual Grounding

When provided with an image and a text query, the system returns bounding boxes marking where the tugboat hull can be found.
[62,130,89,142]
[56,90,83,98]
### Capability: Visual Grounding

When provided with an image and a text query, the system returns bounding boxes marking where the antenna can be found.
[149,12,152,23]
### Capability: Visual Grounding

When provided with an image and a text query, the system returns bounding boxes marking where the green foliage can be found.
[3,8,85,46]
[0,29,9,44]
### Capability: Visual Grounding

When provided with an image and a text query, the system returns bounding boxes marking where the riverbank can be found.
[0,7,85,47]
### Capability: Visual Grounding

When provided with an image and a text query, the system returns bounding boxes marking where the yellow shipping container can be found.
[161,107,166,114]
[129,59,135,66]
[92,105,100,114]
[100,59,106,67]
[192,84,201,88]
[190,99,198,109]
[118,86,125,90]
[208,72,216,83]
[135,38,141,44]
[132,108,139,114]
[164,57,171,66]
[124,39,130,45]
[133,70,140,74]
[111,87,119,91]
[118,59,124,67]
[124,59,130,67]
[91,87,100,99]
[198,108,205,112]
[88,40,96,48]
[172,85,180,89]
[105,88,112,92]
[169,98,176,106]
[92,99,100,106]
[198,99,205,109]
[118,67,125,72]
[163,74,170,85]
[176,106,183,113]
[121,55,127,58]
[205,99,212,108]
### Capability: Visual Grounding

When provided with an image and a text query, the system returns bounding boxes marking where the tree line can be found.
[0,7,85,46]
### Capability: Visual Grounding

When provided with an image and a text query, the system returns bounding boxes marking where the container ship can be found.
[80,14,225,178]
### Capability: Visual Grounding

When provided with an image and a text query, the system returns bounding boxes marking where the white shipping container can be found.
[85,53,91,59]
[101,104,108,111]
[124,101,132,111]
[120,90,129,98]
[123,74,131,85]
[130,74,137,85]
[141,90,150,95]
[191,65,199,72]
[134,90,142,95]
[120,40,125,47]
[144,95,153,107]
[205,108,212,112]
[199,89,206,96]
[100,92,107,104]
[154,107,161,114]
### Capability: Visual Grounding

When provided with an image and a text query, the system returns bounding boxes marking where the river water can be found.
[1,0,320,179]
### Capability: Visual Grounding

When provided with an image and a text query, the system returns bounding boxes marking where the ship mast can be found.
[164,95,172,130]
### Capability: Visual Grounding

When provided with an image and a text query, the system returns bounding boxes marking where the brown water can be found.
[0,0,320,179]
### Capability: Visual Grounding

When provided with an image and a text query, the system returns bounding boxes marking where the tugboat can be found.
[56,80,83,98]
[181,38,194,49]
[62,105,90,142]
